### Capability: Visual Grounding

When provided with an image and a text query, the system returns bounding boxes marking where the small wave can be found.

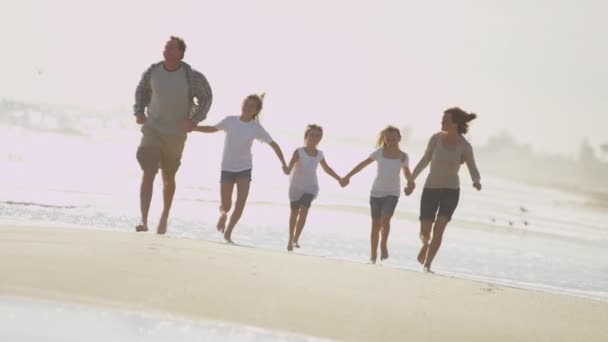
[0,201,81,209]
[435,270,608,302]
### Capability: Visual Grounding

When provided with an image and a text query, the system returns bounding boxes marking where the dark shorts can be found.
[290,193,315,210]
[420,188,460,222]
[220,169,252,183]
[136,126,187,175]
[370,196,399,219]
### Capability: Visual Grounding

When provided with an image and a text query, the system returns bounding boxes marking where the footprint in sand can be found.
[482,284,501,294]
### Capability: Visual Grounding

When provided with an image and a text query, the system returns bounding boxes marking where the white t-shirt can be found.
[369,148,409,198]
[146,65,190,134]
[289,148,324,201]
[215,116,274,172]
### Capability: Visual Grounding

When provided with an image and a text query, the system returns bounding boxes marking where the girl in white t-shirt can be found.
[342,126,412,263]
[193,94,288,243]
[284,124,343,252]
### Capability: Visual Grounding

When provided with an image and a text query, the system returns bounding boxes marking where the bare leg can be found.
[293,207,309,248]
[138,171,156,232]
[288,209,298,251]
[380,214,392,260]
[217,182,234,232]
[223,178,250,243]
[370,218,381,263]
[417,220,433,264]
[424,217,449,271]
[157,170,176,235]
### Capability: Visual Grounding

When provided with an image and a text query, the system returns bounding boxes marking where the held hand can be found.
[183,119,195,133]
[404,184,415,196]
[135,113,146,125]
[339,177,350,188]
[404,180,415,196]
[282,165,290,175]
[473,182,482,191]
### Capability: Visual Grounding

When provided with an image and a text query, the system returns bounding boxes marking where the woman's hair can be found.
[445,107,477,135]
[376,125,401,147]
[243,93,266,120]
[304,124,323,140]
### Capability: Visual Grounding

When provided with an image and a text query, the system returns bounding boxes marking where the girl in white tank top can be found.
[284,125,344,252]
[289,147,324,202]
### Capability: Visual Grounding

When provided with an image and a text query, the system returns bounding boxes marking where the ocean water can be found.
[1,113,607,304]
[0,296,328,341]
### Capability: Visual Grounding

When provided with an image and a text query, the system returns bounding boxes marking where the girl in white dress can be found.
[343,126,412,263]
[284,125,343,251]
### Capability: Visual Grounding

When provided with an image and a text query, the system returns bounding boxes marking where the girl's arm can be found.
[403,166,415,195]
[319,158,342,183]
[344,158,374,181]
[269,141,288,170]
[192,126,219,133]
[401,152,412,181]
[285,149,299,175]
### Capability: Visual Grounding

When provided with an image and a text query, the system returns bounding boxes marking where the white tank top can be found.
[289,148,324,201]
[369,148,409,198]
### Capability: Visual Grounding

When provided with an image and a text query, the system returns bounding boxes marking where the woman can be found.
[406,107,481,272]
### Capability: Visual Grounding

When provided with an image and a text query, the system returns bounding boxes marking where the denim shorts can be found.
[370,195,399,219]
[220,169,252,183]
[420,188,460,222]
[290,193,315,210]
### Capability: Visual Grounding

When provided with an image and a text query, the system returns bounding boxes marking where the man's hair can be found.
[170,36,187,57]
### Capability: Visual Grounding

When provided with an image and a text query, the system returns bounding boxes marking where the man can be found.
[134,36,212,234]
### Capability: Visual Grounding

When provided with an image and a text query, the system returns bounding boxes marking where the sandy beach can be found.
[0,225,606,341]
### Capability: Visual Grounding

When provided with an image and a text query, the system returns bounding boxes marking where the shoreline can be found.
[1,221,607,303]
[1,226,607,341]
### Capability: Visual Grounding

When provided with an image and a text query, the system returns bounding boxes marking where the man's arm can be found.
[133,65,154,118]
[190,71,213,124]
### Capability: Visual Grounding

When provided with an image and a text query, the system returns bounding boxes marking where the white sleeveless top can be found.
[369,148,409,198]
[289,148,324,201]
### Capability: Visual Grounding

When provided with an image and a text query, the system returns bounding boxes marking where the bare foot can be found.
[135,224,148,232]
[369,259,377,264]
[224,233,234,244]
[217,213,227,232]
[417,245,429,264]
[157,218,168,235]
[380,245,389,261]
[423,266,434,273]
[293,241,300,248]
[287,242,293,252]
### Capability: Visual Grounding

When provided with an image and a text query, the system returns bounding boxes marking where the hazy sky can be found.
[1,0,606,155]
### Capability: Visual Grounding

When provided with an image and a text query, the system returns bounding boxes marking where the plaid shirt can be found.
[133,61,212,124]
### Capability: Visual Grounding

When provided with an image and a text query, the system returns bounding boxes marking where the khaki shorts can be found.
[136,126,187,174]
